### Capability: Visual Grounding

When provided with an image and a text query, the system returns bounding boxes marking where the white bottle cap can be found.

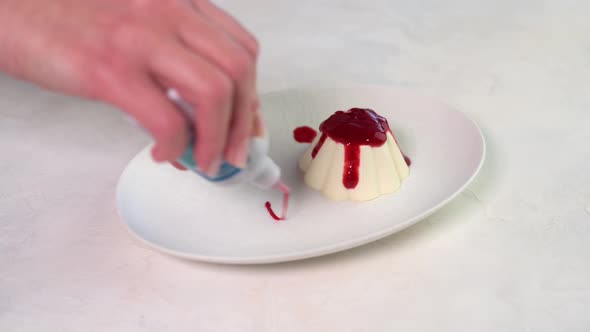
[166,90,283,190]
[250,155,281,189]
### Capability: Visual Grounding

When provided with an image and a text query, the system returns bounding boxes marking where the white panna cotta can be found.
[298,108,410,201]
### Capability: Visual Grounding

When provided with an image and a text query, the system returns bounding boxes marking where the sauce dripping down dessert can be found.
[295,108,410,201]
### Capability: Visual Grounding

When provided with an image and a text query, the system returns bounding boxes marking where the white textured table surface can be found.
[1,0,589,331]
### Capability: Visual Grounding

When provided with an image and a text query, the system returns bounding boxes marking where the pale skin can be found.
[0,0,263,175]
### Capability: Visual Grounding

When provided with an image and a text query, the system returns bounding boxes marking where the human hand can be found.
[0,0,262,175]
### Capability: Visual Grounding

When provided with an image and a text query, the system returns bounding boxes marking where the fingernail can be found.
[232,140,250,168]
[206,158,222,177]
[170,161,187,171]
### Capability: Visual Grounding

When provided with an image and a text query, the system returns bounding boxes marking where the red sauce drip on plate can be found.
[265,201,282,221]
[293,126,317,143]
[264,181,290,221]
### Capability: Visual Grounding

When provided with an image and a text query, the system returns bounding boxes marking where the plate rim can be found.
[116,85,486,264]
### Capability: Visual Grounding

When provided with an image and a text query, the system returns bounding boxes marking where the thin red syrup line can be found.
[264,180,290,221]
[281,191,289,219]
[343,144,361,189]
[265,202,282,221]
[404,155,412,166]
[311,133,327,158]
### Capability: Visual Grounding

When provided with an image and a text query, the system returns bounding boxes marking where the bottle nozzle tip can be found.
[274,179,290,195]
[268,179,290,221]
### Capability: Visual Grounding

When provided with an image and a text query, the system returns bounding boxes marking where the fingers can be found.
[149,41,233,176]
[224,98,255,167]
[252,100,265,137]
[177,13,256,166]
[103,1,262,174]
[104,71,189,163]
[170,160,188,170]
[190,0,260,57]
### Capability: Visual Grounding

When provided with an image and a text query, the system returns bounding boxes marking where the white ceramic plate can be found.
[116,86,485,264]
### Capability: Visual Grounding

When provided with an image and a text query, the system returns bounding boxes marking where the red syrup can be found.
[264,180,290,221]
[404,155,412,167]
[293,126,317,143]
[265,201,282,221]
[311,134,327,158]
[310,108,410,189]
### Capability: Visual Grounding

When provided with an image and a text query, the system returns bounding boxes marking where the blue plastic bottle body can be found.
[178,142,243,182]
[177,137,280,189]
[167,88,280,188]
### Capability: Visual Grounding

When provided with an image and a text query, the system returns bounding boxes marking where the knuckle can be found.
[201,74,233,104]
[249,37,260,58]
[155,113,184,140]
[82,56,125,100]
[195,137,223,163]
[231,126,251,142]
[85,67,113,99]
[225,54,254,81]
[107,19,148,52]
[232,108,256,136]
[60,45,114,99]
[130,0,159,10]
[85,55,115,82]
